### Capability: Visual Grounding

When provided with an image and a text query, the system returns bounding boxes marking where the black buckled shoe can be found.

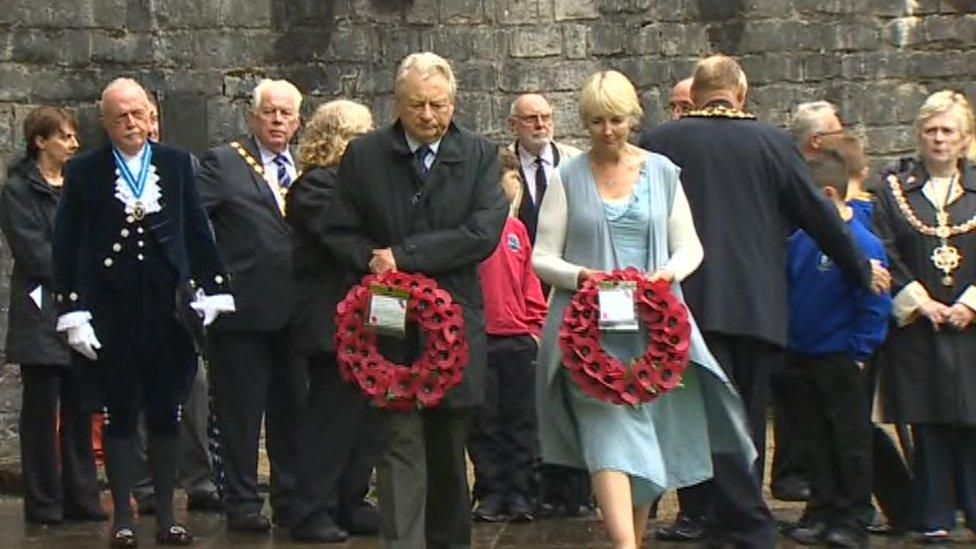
[110,527,138,548]
[155,524,193,545]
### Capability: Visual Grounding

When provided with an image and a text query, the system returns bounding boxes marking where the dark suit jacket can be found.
[52,142,227,406]
[0,156,71,366]
[197,136,296,332]
[324,121,508,409]
[641,110,871,347]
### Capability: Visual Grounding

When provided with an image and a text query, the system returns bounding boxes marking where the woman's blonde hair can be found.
[298,99,373,169]
[914,89,976,163]
[578,70,643,128]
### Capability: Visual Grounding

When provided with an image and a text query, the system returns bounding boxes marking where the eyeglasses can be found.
[516,113,553,125]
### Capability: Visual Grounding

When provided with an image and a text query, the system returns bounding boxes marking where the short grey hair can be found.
[251,79,303,114]
[394,52,457,101]
[791,100,838,145]
[509,93,553,117]
[100,77,150,115]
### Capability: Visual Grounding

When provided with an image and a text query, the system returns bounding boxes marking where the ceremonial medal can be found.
[113,144,153,220]
[887,173,975,287]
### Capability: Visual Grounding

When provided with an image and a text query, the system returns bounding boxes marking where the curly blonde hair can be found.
[299,99,373,169]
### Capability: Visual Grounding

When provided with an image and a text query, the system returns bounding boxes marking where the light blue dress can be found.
[536,152,755,505]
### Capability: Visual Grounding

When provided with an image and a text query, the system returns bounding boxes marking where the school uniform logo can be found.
[506,233,520,251]
[816,253,834,272]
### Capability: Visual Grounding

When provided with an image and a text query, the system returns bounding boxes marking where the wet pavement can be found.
[7,492,976,548]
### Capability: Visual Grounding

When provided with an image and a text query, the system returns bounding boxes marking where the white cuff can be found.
[204,293,236,313]
[892,281,930,327]
[957,285,976,313]
[56,310,92,332]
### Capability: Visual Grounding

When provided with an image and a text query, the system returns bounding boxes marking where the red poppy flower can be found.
[654,362,683,391]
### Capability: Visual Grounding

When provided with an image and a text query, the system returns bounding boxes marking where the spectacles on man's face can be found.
[516,113,553,125]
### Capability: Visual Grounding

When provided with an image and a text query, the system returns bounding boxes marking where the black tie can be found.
[534,157,547,207]
[415,145,431,175]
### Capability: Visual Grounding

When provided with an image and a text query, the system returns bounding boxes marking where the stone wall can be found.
[0,0,973,468]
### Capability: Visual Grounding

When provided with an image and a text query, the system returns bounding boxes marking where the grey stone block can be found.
[423,26,501,61]
[405,0,439,24]
[554,0,599,21]
[493,0,549,24]
[510,25,562,58]
[441,0,485,24]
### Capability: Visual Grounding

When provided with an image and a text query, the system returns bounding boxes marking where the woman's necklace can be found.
[887,171,976,286]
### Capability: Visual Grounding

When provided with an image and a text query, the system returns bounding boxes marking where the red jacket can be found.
[478,217,547,337]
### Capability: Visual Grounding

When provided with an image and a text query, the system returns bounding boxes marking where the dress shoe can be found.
[917,529,950,544]
[472,493,507,522]
[337,502,380,536]
[507,493,534,522]
[291,521,349,544]
[227,512,271,532]
[865,516,904,536]
[787,520,828,545]
[186,491,223,512]
[110,527,138,548]
[771,478,811,502]
[824,525,867,548]
[155,524,193,546]
[654,513,705,541]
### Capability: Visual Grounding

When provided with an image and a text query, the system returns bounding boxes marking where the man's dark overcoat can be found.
[52,143,228,409]
[324,121,508,409]
[641,109,872,347]
[0,156,72,366]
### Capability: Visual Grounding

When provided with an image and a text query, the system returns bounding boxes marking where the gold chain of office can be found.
[887,173,976,286]
[684,105,756,119]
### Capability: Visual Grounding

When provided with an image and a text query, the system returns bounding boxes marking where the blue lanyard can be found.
[112,143,152,200]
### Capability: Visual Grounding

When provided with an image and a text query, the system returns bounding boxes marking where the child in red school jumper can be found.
[467,147,547,523]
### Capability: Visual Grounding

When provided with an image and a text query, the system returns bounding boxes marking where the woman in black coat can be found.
[0,106,106,524]
[285,99,381,542]
[873,90,976,542]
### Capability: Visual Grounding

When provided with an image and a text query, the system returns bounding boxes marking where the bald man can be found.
[668,78,694,120]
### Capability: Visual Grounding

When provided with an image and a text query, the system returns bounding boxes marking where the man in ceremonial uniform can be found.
[324,52,508,548]
[53,78,233,546]
[196,79,303,532]
[641,55,889,548]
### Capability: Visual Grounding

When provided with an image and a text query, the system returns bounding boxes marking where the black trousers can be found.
[676,333,776,548]
[770,358,807,488]
[377,407,472,549]
[19,364,102,523]
[291,351,380,532]
[208,328,303,521]
[788,353,872,529]
[863,355,912,528]
[468,335,537,499]
[911,424,976,532]
[133,362,217,502]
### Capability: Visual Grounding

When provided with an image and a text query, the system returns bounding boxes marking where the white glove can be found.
[67,321,101,360]
[190,292,236,327]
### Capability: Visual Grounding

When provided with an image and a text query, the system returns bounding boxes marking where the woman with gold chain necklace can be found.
[873,90,976,542]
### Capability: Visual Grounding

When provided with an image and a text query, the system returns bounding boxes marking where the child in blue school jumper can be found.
[785,149,892,548]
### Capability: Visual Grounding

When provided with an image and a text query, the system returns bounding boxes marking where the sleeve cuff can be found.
[956,285,976,313]
[56,310,92,332]
[892,280,930,327]
[204,293,236,312]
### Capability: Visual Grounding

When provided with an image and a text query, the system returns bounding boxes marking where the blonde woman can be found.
[532,71,756,549]
[285,99,380,542]
[873,90,976,542]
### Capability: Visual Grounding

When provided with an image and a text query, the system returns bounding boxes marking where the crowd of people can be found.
[0,50,974,549]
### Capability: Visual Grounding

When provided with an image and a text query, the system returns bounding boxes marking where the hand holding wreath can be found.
[559,267,692,405]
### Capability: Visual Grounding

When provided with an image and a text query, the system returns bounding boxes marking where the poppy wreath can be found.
[559,267,692,405]
[334,272,468,411]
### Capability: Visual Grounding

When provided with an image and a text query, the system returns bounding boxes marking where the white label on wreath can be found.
[598,282,638,332]
[368,292,408,337]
